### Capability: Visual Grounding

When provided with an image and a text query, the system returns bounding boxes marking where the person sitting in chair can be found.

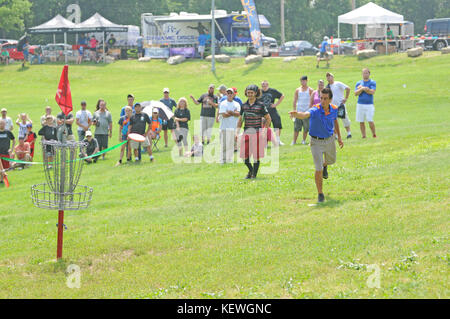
[149,108,162,143]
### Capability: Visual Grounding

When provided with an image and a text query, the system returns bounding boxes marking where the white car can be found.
[42,43,75,59]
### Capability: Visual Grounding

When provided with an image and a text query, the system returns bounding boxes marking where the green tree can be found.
[0,0,32,35]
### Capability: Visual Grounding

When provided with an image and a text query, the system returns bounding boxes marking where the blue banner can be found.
[240,0,262,50]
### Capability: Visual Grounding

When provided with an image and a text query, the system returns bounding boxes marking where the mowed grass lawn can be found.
[0,52,448,299]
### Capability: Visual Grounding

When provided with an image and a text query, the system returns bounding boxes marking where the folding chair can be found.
[152,133,160,152]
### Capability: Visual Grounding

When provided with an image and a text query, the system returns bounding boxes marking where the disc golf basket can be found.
[31,139,93,260]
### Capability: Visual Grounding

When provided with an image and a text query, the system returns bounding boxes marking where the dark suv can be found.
[423,18,450,50]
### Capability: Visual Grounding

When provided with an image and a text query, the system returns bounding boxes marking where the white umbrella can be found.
[141,100,174,121]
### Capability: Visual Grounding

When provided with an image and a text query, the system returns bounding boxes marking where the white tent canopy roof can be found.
[74,13,128,32]
[29,14,76,33]
[338,2,404,25]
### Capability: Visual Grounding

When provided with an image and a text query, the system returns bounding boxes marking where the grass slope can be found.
[0,52,448,298]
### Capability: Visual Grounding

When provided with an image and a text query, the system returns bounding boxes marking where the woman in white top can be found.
[291,76,313,145]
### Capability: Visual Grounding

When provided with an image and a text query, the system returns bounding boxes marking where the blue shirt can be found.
[198,34,211,46]
[219,95,243,106]
[308,104,338,138]
[355,79,376,105]
[320,41,328,53]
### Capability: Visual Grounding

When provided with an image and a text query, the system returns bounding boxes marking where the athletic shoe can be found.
[290,141,296,146]
[115,161,121,167]
[279,140,285,146]
[373,134,377,138]
[347,134,352,139]
[323,166,328,179]
[150,156,154,162]
[245,172,253,179]
[301,140,306,145]
[318,193,325,203]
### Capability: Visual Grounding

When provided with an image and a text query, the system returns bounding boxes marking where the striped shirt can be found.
[240,99,268,132]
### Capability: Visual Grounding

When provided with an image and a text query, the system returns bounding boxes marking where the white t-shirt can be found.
[76,110,93,131]
[219,100,240,130]
[2,117,13,131]
[329,81,349,105]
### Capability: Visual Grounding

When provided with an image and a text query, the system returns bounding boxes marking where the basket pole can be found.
[56,209,64,260]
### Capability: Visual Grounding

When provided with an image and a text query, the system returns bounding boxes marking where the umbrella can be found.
[141,100,174,121]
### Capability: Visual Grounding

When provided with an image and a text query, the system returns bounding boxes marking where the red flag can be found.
[55,65,72,116]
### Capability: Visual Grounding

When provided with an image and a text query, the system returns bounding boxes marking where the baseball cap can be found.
[26,123,32,128]
[218,84,227,91]
[85,131,93,137]
[326,72,334,77]
[232,87,238,94]
[246,84,259,92]
[301,76,308,81]
[209,84,215,88]
[127,94,134,98]
[163,88,170,93]
[1,108,6,112]
[80,100,86,105]
[226,88,234,93]
[152,108,159,114]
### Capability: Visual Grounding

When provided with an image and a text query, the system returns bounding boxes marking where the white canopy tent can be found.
[28,15,77,63]
[338,2,404,54]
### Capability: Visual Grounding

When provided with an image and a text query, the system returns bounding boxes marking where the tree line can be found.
[1,0,449,45]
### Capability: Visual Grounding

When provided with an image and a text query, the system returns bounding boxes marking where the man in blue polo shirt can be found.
[355,68,377,138]
[289,88,344,203]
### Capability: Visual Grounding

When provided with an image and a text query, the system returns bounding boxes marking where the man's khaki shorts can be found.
[129,136,150,149]
[310,135,336,171]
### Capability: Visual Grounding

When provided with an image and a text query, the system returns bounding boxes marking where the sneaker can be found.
[115,161,121,167]
[165,144,168,148]
[347,134,352,139]
[323,166,328,179]
[301,140,306,145]
[318,193,325,203]
[127,158,132,162]
[373,134,377,138]
[279,140,285,146]
[291,141,296,146]
[245,172,253,179]
[150,156,154,162]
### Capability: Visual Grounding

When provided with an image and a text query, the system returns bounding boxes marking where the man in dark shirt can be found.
[236,84,271,179]
[56,111,75,142]
[0,119,15,170]
[128,103,154,162]
[38,115,58,164]
[261,80,285,146]
[160,88,177,147]
[190,84,218,145]
[81,131,99,163]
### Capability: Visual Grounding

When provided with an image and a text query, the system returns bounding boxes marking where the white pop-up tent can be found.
[28,15,77,63]
[338,2,404,53]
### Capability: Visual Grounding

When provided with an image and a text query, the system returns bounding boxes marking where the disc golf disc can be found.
[128,133,146,143]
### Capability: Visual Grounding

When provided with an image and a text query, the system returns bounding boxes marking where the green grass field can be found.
[0,52,449,298]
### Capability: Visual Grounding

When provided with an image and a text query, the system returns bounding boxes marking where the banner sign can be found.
[145,47,170,58]
[169,47,196,58]
[240,0,262,50]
